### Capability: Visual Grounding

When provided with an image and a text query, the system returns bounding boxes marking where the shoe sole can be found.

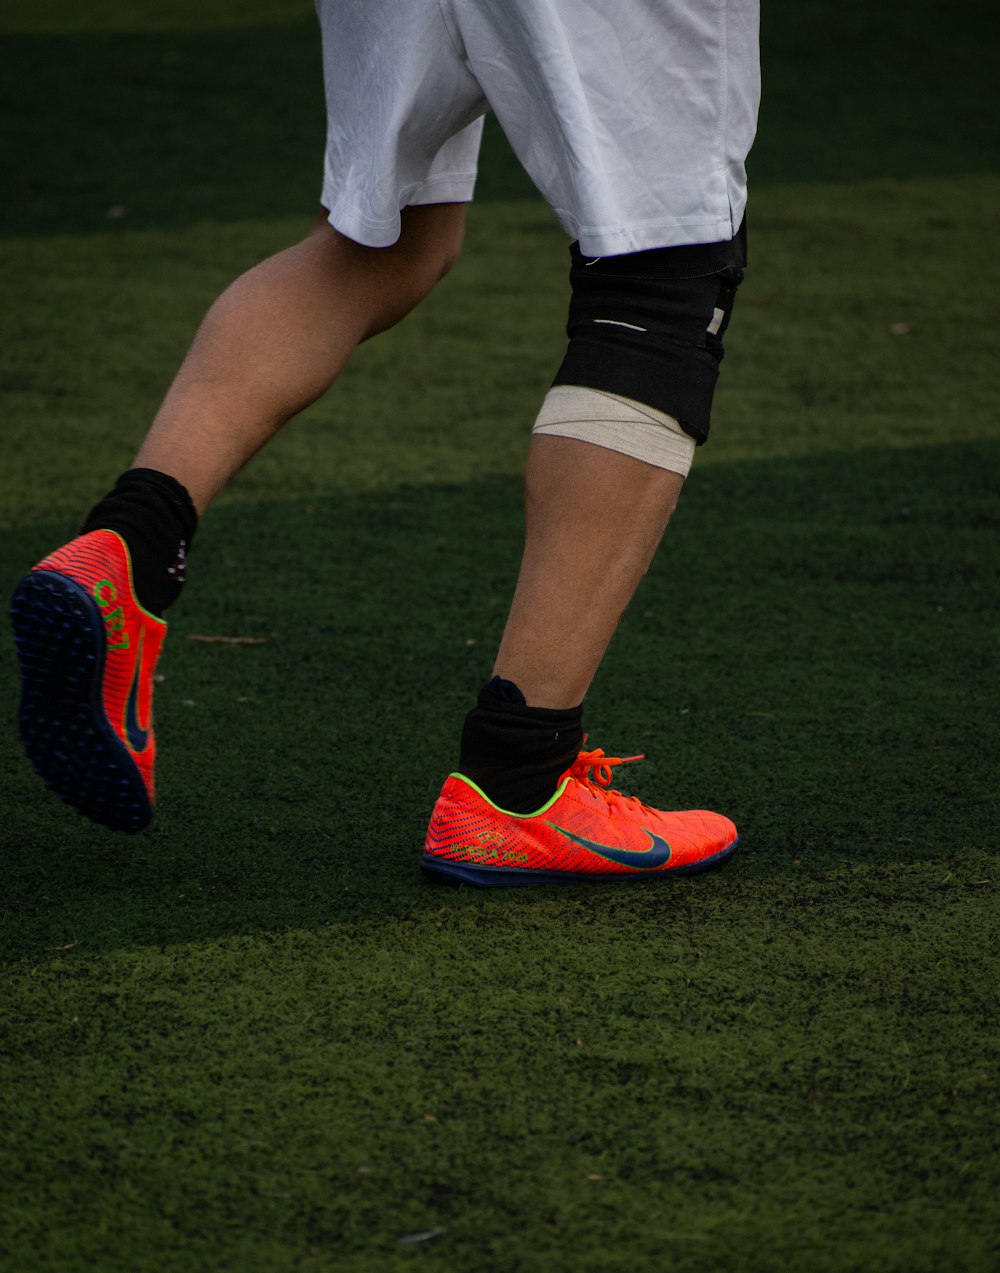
[420,837,739,887]
[10,570,152,833]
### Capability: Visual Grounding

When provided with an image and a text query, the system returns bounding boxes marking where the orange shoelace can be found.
[569,747,649,810]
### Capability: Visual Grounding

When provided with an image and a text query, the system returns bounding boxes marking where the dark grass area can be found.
[1,442,998,1270]
[1,863,994,1273]
[754,0,1000,185]
[2,1,999,1269]
[5,447,993,1273]
[3,439,997,956]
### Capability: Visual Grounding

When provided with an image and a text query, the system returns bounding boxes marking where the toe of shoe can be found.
[672,809,738,864]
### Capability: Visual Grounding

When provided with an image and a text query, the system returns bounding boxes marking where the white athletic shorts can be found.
[316,0,760,256]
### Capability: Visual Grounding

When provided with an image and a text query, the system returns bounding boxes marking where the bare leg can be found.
[493,435,684,708]
[135,204,467,513]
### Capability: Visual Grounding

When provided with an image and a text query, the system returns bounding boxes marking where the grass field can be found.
[2,3,999,1270]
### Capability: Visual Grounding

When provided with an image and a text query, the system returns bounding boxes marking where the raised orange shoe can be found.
[10,529,166,832]
[423,747,738,887]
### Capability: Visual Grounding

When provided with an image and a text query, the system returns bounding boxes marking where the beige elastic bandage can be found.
[531,386,696,477]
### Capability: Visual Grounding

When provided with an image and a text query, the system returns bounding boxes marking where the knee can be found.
[553,234,746,447]
[385,202,466,304]
[311,203,465,329]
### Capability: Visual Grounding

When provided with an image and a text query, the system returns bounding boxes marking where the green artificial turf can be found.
[2,2,999,1270]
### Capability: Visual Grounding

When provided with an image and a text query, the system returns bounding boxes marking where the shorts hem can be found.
[322,172,478,247]
[563,215,738,257]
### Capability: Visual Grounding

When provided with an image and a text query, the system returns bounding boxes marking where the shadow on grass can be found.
[1,437,996,961]
[3,0,997,236]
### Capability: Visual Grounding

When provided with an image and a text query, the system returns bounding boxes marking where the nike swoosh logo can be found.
[547,823,672,869]
[124,629,149,753]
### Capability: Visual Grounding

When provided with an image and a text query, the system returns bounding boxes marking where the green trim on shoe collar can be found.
[447,772,571,818]
[103,530,168,628]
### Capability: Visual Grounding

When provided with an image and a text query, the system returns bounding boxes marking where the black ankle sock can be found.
[458,676,584,813]
[81,468,198,616]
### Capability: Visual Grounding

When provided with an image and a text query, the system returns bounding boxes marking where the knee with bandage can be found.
[534,224,746,477]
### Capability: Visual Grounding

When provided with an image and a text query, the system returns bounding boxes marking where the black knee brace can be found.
[552,219,747,444]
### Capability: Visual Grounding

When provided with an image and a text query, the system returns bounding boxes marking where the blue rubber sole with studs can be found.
[10,570,152,833]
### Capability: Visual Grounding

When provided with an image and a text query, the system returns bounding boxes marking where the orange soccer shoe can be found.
[10,529,166,832]
[423,747,738,887]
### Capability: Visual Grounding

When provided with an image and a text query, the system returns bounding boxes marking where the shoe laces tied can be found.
[569,747,648,810]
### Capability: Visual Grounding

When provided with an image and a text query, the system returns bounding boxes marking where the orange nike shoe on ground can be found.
[423,747,738,887]
[10,529,166,832]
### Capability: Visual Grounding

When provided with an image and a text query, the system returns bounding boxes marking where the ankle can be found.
[458,678,583,813]
[80,468,197,616]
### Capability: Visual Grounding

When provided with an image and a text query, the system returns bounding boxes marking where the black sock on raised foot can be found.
[80,468,198,616]
[458,676,584,814]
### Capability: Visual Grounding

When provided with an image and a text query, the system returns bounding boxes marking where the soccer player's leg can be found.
[135,206,468,515]
[11,203,468,831]
[13,3,486,831]
[424,241,746,886]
